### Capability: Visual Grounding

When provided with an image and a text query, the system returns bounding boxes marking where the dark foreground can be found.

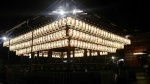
[0,64,149,84]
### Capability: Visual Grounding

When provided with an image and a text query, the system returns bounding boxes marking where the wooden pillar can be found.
[31,28,34,64]
[73,48,75,63]
[97,51,100,63]
[97,51,100,56]
[67,47,71,63]
[42,51,44,64]
[37,51,39,64]
[84,49,87,63]
[66,24,71,63]
[48,49,52,63]
[66,23,71,72]
[31,52,35,64]
[60,52,64,63]
[89,50,92,62]
[105,55,107,64]
[21,54,23,65]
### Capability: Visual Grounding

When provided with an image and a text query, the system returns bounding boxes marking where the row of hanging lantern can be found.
[33,18,66,38]
[23,51,48,57]
[33,39,68,52]
[41,52,48,57]
[68,29,124,49]
[33,30,66,45]
[17,49,107,58]
[32,52,48,57]
[70,53,84,58]
[52,51,84,58]
[100,52,108,55]
[90,51,107,56]
[3,40,9,47]
[70,39,116,53]
[16,47,31,56]
[52,52,63,58]
[10,40,32,51]
[66,17,131,45]
[10,38,112,56]
[71,49,84,58]
[61,50,84,58]
[9,30,66,51]
[21,51,107,58]
[85,50,108,56]
[91,51,98,56]
[15,39,69,55]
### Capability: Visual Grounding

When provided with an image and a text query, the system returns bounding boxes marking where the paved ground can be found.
[1,73,150,84]
[127,66,150,84]
[128,72,150,84]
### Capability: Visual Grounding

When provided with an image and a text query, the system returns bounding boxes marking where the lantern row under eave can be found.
[23,49,108,58]
[3,16,131,56]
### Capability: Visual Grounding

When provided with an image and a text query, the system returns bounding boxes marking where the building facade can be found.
[124,33,150,67]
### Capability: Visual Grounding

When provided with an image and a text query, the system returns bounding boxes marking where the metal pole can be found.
[30,31,34,72]
[27,20,34,64]
[7,39,10,66]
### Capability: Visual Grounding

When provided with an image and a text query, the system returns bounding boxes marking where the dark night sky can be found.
[0,0,149,36]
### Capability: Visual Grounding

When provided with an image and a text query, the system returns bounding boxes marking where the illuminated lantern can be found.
[91,26,94,35]
[53,42,56,48]
[84,34,88,41]
[62,18,67,27]
[88,25,91,34]
[54,21,59,30]
[74,20,79,30]
[51,22,55,31]
[44,25,49,34]
[67,17,72,26]
[95,28,98,36]
[48,24,52,32]
[74,30,79,39]
[60,41,63,47]
[93,27,96,35]
[79,41,82,48]
[82,33,85,41]
[72,30,76,38]
[38,28,42,36]
[64,39,68,47]
[103,30,106,38]
[83,42,86,49]
[70,40,73,47]
[61,30,64,38]
[86,42,89,49]
[85,24,88,32]
[81,22,85,31]
[57,41,60,48]
[57,31,61,40]
[78,20,83,30]
[58,19,62,28]
[70,17,76,28]
[78,32,82,40]
[54,33,58,40]
[68,29,73,37]
[77,41,80,48]
[74,40,78,47]
[40,27,44,35]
